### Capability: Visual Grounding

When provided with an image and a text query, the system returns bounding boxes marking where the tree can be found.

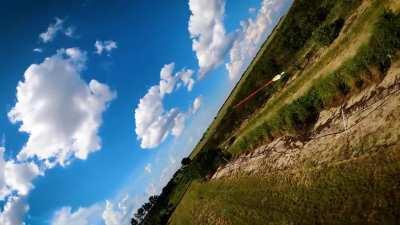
[181,157,192,166]
[313,18,345,46]
[131,218,139,225]
[149,195,159,205]
[142,202,152,212]
[134,207,146,222]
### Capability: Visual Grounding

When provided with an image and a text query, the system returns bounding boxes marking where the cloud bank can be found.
[188,0,230,76]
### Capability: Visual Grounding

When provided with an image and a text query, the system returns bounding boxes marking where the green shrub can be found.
[313,18,345,46]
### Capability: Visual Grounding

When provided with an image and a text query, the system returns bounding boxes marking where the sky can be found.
[0,0,293,224]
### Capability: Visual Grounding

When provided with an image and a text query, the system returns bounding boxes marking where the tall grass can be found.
[229,10,400,156]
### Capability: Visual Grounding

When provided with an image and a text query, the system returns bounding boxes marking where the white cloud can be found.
[188,0,230,75]
[192,96,202,114]
[134,85,183,149]
[102,198,134,225]
[39,17,77,43]
[102,201,123,225]
[64,26,76,38]
[177,69,195,91]
[4,160,41,196]
[0,196,29,225]
[0,148,42,200]
[52,197,136,225]
[144,163,152,174]
[51,204,104,225]
[171,113,186,137]
[159,63,177,96]
[226,0,291,80]
[8,48,116,168]
[159,63,195,95]
[33,48,43,53]
[249,7,257,14]
[0,148,9,199]
[134,63,196,149]
[39,17,64,43]
[95,40,118,56]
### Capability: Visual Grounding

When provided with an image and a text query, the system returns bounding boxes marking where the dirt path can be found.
[212,61,400,179]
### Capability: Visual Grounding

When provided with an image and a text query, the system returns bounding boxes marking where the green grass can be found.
[229,7,400,156]
[170,148,400,225]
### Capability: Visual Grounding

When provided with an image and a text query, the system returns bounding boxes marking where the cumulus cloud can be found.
[0,148,8,199]
[144,163,152,174]
[33,48,43,53]
[0,148,35,224]
[159,63,177,96]
[52,196,136,225]
[51,204,104,225]
[64,26,76,38]
[39,17,64,43]
[226,0,292,80]
[188,0,230,75]
[102,198,134,225]
[160,63,195,94]
[39,18,75,43]
[8,48,116,167]
[192,96,202,114]
[178,69,195,91]
[134,63,196,149]
[0,148,42,200]
[171,113,186,137]
[95,40,118,56]
[134,85,183,148]
[4,161,41,196]
[0,196,29,225]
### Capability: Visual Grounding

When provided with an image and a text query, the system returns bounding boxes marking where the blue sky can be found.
[0,0,293,224]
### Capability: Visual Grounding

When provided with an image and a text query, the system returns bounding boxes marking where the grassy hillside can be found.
[189,0,362,158]
[228,0,400,156]
[171,148,400,225]
[131,0,400,224]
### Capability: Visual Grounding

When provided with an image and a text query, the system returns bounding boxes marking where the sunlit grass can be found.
[170,148,400,225]
[229,4,400,156]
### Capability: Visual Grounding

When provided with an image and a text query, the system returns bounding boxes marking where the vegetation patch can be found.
[229,10,400,156]
[171,149,400,225]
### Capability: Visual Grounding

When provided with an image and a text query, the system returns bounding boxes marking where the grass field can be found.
[171,146,400,225]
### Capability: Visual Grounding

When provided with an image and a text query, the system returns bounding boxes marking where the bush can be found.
[181,157,192,166]
[313,18,345,46]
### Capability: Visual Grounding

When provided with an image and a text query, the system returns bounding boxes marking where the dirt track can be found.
[212,60,400,179]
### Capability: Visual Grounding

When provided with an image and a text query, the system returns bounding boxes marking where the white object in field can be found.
[272,72,285,82]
